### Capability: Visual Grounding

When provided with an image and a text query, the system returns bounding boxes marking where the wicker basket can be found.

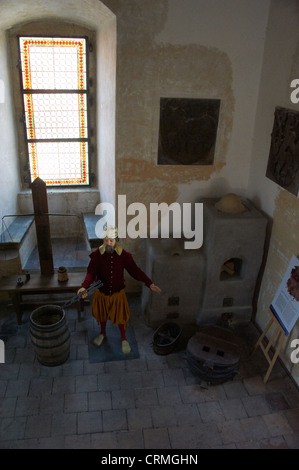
[152,322,182,355]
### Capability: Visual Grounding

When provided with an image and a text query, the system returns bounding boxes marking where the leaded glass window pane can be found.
[19,36,89,186]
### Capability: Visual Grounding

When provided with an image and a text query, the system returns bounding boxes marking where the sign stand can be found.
[252,309,286,383]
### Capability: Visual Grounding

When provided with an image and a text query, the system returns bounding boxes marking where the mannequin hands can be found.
[150,283,162,294]
[77,287,88,299]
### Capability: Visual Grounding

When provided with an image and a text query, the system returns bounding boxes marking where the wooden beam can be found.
[31,177,54,275]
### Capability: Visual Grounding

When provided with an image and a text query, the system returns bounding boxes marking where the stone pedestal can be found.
[141,238,205,327]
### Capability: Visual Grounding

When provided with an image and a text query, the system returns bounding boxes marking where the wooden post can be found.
[31,177,54,275]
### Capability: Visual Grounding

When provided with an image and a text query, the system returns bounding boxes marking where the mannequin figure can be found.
[78,225,161,353]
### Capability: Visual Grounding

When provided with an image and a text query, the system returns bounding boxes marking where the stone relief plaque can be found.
[158,97,220,165]
[266,106,299,196]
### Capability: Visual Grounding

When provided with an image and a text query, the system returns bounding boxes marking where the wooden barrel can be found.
[30,305,70,366]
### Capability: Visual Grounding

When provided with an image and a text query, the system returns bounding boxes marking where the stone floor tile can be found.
[76,344,89,360]
[236,440,261,449]
[218,420,246,445]
[127,408,152,429]
[0,396,16,418]
[284,408,299,433]
[102,409,127,432]
[38,436,65,449]
[91,431,117,449]
[265,392,290,411]
[10,438,40,449]
[0,416,26,441]
[168,422,221,449]
[0,364,19,381]
[15,395,41,416]
[17,363,41,380]
[262,412,294,437]
[104,360,127,374]
[259,436,289,449]
[112,389,136,409]
[243,375,267,395]
[142,369,164,388]
[157,386,182,406]
[163,368,186,387]
[62,359,84,376]
[143,427,171,449]
[116,429,144,449]
[65,433,91,449]
[125,356,147,373]
[219,397,248,420]
[25,414,52,439]
[223,380,249,399]
[98,373,120,391]
[75,374,98,392]
[146,355,169,370]
[240,415,271,441]
[283,432,299,449]
[197,400,225,423]
[40,393,64,415]
[51,412,77,436]
[134,387,159,408]
[5,379,30,397]
[241,394,272,416]
[83,359,105,375]
[179,384,206,404]
[88,390,112,411]
[64,392,88,413]
[52,375,75,394]
[173,403,201,426]
[151,405,177,427]
[119,371,143,390]
[29,377,53,396]
[78,410,102,434]
[0,380,7,397]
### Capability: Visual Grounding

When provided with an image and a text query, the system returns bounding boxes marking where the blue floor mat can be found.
[87,322,139,363]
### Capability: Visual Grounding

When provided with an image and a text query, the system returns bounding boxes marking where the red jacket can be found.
[81,246,153,296]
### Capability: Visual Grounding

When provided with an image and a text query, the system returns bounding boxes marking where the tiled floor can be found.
[0,295,299,449]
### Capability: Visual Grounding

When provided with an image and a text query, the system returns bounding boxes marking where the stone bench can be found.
[0,215,34,249]
[83,213,103,248]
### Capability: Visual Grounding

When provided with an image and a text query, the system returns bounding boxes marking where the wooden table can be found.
[0,272,87,324]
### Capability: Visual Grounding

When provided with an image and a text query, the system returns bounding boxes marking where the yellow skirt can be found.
[92,289,130,329]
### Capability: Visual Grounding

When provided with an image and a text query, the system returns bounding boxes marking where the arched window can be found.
[9,21,97,188]
[19,36,90,186]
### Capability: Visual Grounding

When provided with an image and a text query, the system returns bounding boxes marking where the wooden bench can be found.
[0,272,88,325]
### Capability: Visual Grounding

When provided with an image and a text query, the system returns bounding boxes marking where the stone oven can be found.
[199,197,268,324]
[142,196,268,327]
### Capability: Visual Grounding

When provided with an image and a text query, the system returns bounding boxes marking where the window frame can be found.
[17,34,91,188]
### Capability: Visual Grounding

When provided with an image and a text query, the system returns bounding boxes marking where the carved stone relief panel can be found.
[266,106,299,196]
[158,97,220,165]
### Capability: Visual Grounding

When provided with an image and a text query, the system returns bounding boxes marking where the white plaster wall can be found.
[248,0,299,216]
[247,0,299,386]
[97,20,117,208]
[0,30,19,225]
[0,0,113,31]
[155,0,271,202]
[0,0,116,231]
